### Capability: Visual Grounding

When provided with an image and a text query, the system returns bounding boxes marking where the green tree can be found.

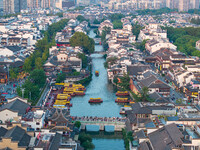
[127,131,133,142]
[70,32,95,54]
[113,20,123,29]
[93,19,100,24]
[132,23,144,40]
[78,133,92,143]
[9,68,17,80]
[35,57,43,69]
[76,15,87,23]
[109,13,125,22]
[136,7,177,15]
[17,80,40,103]
[74,121,81,128]
[118,73,130,90]
[56,72,66,83]
[135,40,147,51]
[104,57,118,68]
[29,69,46,88]
[82,141,95,150]
[23,58,32,72]
[56,12,63,17]
[77,53,88,68]
[78,133,94,150]
[133,86,153,102]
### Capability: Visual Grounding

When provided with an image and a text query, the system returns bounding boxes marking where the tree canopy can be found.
[77,53,88,68]
[76,15,88,23]
[29,69,46,88]
[70,32,95,54]
[56,72,66,83]
[133,87,153,102]
[109,13,125,22]
[190,17,200,25]
[132,23,144,40]
[163,26,200,57]
[78,133,95,150]
[113,20,123,29]
[23,19,69,73]
[108,13,124,29]
[117,73,130,90]
[136,8,178,15]
[74,121,81,128]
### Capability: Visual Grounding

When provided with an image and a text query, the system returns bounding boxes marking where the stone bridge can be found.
[92,51,106,55]
[73,117,127,131]
[94,38,101,45]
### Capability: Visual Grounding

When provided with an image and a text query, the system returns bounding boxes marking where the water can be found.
[71,30,125,150]
[93,138,124,150]
[83,131,125,150]
[70,31,123,117]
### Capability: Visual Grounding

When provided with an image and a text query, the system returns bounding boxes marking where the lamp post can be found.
[22,88,25,98]
[6,64,10,84]
[29,92,31,100]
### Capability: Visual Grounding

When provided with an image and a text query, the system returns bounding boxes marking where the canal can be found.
[70,30,123,117]
[70,30,125,150]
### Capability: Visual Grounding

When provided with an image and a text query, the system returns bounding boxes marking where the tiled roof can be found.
[0,99,30,116]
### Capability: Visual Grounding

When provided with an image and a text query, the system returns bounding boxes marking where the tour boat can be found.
[95,71,99,76]
[115,97,130,103]
[89,98,103,103]
[116,91,129,96]
[66,103,73,107]
[57,94,71,101]
[77,87,86,91]
[74,91,85,96]
[63,91,75,96]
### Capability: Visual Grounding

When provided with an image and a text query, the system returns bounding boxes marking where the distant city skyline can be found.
[2,0,200,14]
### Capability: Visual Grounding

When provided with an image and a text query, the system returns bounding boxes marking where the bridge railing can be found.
[75,120,126,125]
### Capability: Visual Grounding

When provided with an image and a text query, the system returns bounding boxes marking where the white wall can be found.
[0,109,20,123]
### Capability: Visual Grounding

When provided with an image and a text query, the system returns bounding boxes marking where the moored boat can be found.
[89,98,103,103]
[115,97,130,103]
[63,91,75,96]
[116,91,129,96]
[95,71,99,76]
[74,91,85,96]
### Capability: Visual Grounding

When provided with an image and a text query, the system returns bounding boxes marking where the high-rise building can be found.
[179,0,189,12]
[20,0,27,10]
[166,0,178,9]
[41,0,51,8]
[190,0,199,9]
[0,0,3,9]
[55,0,62,9]
[27,0,40,8]
[3,0,21,14]
[166,0,199,11]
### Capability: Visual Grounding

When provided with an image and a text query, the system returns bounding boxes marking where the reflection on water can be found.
[83,131,125,150]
